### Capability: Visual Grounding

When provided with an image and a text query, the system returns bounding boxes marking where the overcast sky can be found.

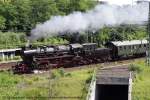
[100,0,150,5]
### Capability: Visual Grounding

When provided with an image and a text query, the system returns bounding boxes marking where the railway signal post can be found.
[146,2,150,66]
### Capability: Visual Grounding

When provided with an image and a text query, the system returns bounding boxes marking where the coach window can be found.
[134,45,137,49]
[124,46,126,50]
[147,45,149,49]
[139,44,142,48]
[119,46,122,50]
[144,44,146,48]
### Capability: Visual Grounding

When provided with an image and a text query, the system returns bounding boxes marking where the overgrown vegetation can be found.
[0,25,147,49]
[0,0,147,48]
[0,0,96,31]
[129,63,143,73]
[132,60,150,100]
[0,32,68,49]
[0,68,94,100]
[0,0,96,48]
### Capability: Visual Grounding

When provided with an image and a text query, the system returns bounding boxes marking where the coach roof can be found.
[111,40,148,46]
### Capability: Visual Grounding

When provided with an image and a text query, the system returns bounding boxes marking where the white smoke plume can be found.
[30,3,149,40]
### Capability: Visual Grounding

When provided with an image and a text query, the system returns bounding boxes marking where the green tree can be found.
[78,0,96,12]
[0,2,17,31]
[69,0,96,12]
[11,0,31,31]
[0,16,6,30]
[55,0,71,15]
[30,0,59,27]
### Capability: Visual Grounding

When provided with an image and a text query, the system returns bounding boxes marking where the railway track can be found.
[0,61,19,71]
[0,57,145,72]
[62,57,145,72]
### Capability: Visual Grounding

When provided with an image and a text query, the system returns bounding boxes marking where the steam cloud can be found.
[30,3,149,40]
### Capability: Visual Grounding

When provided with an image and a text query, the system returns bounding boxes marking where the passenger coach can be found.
[106,40,148,59]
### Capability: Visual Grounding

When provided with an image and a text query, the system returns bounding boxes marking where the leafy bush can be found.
[129,64,143,73]
[85,75,92,84]
[0,32,27,49]
[33,77,39,81]
[0,71,20,85]
[87,69,93,74]
[51,70,60,79]
[0,32,69,49]
[65,72,72,77]
[132,60,150,100]
[58,68,65,77]
[51,68,66,79]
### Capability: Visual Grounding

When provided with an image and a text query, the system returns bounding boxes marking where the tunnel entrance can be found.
[95,84,128,100]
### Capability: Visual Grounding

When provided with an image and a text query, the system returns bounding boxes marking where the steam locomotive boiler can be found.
[12,43,110,73]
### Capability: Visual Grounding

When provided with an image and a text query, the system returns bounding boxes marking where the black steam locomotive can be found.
[13,39,148,73]
[13,43,110,73]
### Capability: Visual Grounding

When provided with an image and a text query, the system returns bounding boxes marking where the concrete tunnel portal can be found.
[95,84,128,100]
[94,66,132,100]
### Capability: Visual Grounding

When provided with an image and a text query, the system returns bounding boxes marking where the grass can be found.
[132,60,150,100]
[0,67,94,100]
[2,59,150,100]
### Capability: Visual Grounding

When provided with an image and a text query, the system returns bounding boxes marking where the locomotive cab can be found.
[69,44,83,54]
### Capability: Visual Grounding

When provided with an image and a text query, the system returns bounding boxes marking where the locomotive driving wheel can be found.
[72,56,85,66]
[12,62,30,74]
